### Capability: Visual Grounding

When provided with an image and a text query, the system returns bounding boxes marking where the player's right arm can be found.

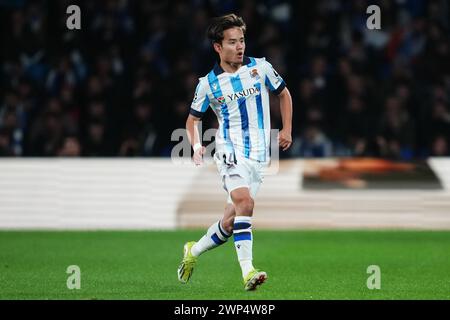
[186,78,210,166]
[186,114,205,166]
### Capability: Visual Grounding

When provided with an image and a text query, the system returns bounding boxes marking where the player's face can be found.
[217,27,245,65]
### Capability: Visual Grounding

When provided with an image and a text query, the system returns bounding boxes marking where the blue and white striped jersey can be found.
[190,56,286,163]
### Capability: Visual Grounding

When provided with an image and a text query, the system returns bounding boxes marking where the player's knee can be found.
[235,197,254,216]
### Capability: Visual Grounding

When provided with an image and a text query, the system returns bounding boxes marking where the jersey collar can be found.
[213,56,252,76]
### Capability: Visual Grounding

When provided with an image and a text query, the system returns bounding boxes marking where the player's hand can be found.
[193,146,206,166]
[278,129,292,151]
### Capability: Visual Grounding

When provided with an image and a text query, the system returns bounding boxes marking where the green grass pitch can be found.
[1,230,450,299]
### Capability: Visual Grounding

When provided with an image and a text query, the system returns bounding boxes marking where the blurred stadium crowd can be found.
[0,0,449,158]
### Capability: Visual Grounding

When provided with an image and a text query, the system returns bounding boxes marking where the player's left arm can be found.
[261,58,293,151]
[277,87,293,151]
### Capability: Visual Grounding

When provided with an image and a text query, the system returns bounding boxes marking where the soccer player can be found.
[177,13,293,291]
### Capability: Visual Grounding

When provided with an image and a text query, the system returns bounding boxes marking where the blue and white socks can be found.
[233,216,254,278]
[190,216,255,279]
[191,220,232,257]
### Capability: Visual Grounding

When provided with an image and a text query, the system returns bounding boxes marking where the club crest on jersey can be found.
[217,96,225,104]
[250,68,260,80]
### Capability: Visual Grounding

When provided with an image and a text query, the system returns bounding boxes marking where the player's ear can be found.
[213,42,222,55]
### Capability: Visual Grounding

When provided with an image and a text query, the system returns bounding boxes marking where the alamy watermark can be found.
[66,5,81,30]
[366,265,381,290]
[170,125,282,175]
[366,5,381,30]
[66,265,81,290]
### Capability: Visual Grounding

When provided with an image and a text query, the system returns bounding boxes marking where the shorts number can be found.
[222,152,237,165]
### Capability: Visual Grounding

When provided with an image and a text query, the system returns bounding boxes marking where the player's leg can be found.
[177,204,235,283]
[221,201,236,234]
[230,186,267,291]
[190,204,235,257]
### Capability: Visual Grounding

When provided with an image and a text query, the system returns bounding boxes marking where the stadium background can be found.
[1,0,449,158]
[1,0,450,300]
